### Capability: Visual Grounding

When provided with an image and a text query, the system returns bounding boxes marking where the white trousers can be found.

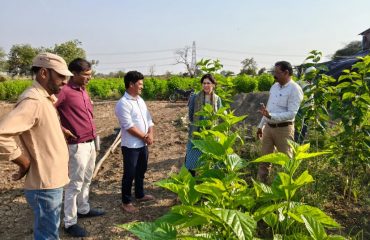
[63,141,96,228]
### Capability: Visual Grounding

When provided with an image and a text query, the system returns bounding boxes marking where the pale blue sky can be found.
[1,0,369,74]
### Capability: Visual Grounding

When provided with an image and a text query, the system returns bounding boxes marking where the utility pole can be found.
[191,41,197,76]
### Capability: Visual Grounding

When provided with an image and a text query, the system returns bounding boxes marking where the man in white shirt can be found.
[256,61,303,183]
[115,71,155,213]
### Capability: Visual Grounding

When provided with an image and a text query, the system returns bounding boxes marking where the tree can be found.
[149,65,155,78]
[240,57,257,75]
[0,47,7,72]
[175,46,195,77]
[7,44,38,76]
[257,67,266,75]
[220,70,235,77]
[53,39,86,64]
[332,41,362,60]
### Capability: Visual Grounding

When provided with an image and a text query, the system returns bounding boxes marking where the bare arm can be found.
[11,154,31,181]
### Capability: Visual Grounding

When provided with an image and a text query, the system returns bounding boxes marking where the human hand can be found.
[144,133,154,145]
[12,165,29,181]
[63,129,77,140]
[258,103,271,119]
[256,128,263,140]
[11,155,30,181]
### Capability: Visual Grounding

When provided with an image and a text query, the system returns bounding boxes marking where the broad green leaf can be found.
[342,92,356,100]
[252,179,273,197]
[263,213,278,228]
[294,170,314,187]
[295,151,330,160]
[280,233,311,240]
[234,194,255,210]
[277,172,293,199]
[194,178,226,200]
[155,167,201,205]
[336,81,351,88]
[251,152,290,166]
[223,133,238,150]
[119,221,177,240]
[326,235,347,240]
[253,202,285,220]
[172,205,219,223]
[179,233,217,239]
[225,153,247,171]
[156,212,208,228]
[297,143,310,153]
[290,205,341,227]
[301,215,327,240]
[213,209,256,240]
[192,139,225,156]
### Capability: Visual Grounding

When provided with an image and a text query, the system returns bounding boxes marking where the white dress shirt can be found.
[115,92,154,148]
[258,79,303,129]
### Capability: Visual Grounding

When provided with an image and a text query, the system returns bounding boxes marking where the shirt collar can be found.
[32,80,57,103]
[279,78,292,88]
[67,80,83,90]
[124,91,138,100]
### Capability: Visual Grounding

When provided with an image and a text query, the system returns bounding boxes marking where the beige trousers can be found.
[257,124,294,183]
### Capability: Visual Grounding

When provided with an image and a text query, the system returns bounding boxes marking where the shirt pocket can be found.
[277,94,289,107]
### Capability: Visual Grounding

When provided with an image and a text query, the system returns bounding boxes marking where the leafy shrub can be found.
[234,74,257,93]
[257,73,274,91]
[0,80,32,101]
[152,79,168,99]
[87,78,124,99]
[167,76,194,93]
[142,79,156,100]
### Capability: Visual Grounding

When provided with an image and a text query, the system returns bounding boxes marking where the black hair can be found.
[200,73,217,85]
[124,71,144,88]
[275,61,293,76]
[68,58,91,74]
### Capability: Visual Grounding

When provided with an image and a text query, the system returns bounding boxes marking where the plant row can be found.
[0,74,274,101]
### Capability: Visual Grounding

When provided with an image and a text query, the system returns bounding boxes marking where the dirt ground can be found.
[0,99,369,239]
[0,100,188,240]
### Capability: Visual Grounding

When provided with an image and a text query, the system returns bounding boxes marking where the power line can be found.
[198,48,306,57]
[88,48,178,56]
[98,57,175,65]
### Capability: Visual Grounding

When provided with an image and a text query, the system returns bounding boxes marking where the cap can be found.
[32,52,73,76]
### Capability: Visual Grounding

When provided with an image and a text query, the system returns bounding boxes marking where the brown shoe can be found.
[136,194,155,202]
[121,203,138,213]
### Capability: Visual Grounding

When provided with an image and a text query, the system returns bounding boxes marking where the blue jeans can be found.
[25,188,63,240]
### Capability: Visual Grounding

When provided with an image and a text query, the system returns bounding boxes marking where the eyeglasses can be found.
[202,82,213,85]
[78,73,92,78]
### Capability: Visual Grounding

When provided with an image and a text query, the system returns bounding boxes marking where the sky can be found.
[1,0,369,75]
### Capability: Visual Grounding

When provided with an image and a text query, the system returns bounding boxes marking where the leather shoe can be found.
[65,224,87,237]
[136,194,155,202]
[77,208,105,218]
[121,203,138,213]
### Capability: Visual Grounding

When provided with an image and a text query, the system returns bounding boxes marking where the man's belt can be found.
[267,122,293,128]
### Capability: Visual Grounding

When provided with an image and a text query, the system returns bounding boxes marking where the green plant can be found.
[328,55,370,201]
[251,142,344,239]
[234,75,257,93]
[257,73,274,91]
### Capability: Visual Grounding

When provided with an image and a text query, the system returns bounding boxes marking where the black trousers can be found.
[121,146,148,204]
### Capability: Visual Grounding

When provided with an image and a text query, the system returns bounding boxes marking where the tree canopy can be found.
[332,41,362,60]
[3,39,87,77]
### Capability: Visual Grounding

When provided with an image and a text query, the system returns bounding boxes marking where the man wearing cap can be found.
[256,61,303,183]
[0,52,72,239]
[56,58,105,237]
